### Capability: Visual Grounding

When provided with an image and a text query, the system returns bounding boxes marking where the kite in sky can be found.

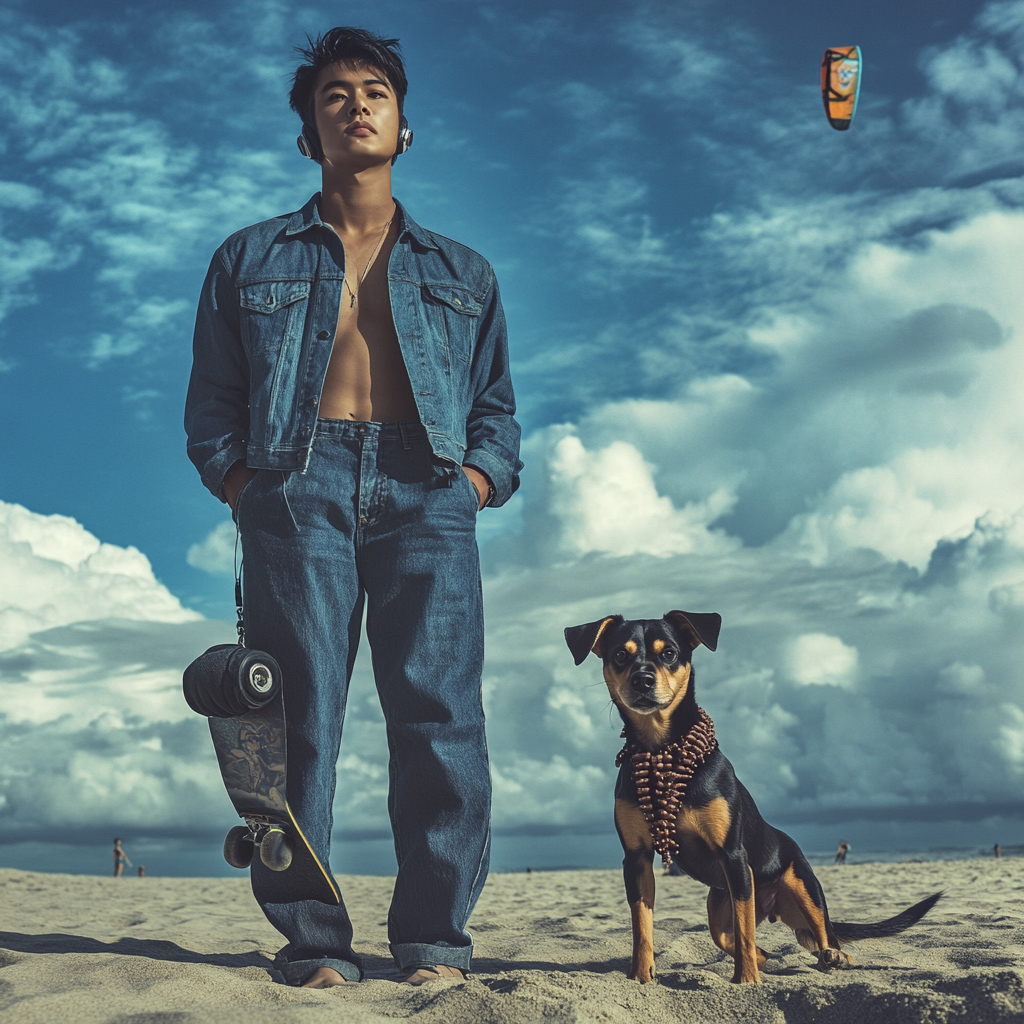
[822,46,862,130]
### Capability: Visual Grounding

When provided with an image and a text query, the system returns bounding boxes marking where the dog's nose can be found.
[631,669,656,691]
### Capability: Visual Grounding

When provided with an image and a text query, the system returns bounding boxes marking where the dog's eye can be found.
[662,648,677,663]
[614,649,629,665]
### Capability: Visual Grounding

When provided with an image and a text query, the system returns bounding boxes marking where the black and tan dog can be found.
[565,610,940,985]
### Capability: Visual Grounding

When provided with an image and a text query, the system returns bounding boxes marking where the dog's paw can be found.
[814,947,849,972]
[730,966,761,984]
[627,962,657,984]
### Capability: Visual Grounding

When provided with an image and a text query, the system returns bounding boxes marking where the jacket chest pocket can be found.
[239,281,311,352]
[239,281,312,435]
[422,284,482,364]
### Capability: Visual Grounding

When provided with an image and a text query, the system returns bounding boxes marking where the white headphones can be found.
[297,115,413,165]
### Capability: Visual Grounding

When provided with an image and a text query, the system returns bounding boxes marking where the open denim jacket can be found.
[185,194,522,505]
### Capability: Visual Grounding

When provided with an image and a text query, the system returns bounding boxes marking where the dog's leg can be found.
[720,852,760,983]
[627,878,656,984]
[707,887,768,970]
[616,799,657,983]
[706,885,733,954]
[775,862,849,970]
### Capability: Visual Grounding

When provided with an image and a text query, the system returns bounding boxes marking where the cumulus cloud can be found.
[186,520,237,577]
[0,501,199,651]
[0,502,232,839]
[787,634,859,689]
[567,203,1024,571]
[479,506,1024,823]
[0,504,393,841]
[543,432,737,558]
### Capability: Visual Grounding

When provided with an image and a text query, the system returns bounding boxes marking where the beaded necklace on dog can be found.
[615,707,718,863]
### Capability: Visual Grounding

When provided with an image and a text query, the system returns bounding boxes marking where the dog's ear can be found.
[664,611,722,652]
[565,615,624,666]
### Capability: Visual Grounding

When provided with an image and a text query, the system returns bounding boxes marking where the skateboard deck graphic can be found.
[209,695,339,905]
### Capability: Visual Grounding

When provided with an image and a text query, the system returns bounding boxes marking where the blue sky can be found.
[3,0,1024,875]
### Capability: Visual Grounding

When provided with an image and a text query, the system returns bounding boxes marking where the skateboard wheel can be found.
[260,827,294,871]
[237,652,280,707]
[223,825,255,868]
[181,645,282,718]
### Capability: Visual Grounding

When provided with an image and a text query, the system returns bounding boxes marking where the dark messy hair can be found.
[289,26,408,132]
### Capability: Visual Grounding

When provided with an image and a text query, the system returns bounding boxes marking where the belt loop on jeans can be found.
[399,421,411,450]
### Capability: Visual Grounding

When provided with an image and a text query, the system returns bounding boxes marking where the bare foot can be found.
[301,967,348,988]
[403,964,465,985]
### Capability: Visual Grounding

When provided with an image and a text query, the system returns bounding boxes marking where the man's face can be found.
[312,61,401,168]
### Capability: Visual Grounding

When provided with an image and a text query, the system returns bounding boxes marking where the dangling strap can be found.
[233,520,245,648]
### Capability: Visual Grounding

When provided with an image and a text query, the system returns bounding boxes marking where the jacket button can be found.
[308,397,318,407]
[317,330,330,340]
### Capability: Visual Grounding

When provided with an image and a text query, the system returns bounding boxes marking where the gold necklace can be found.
[343,211,395,308]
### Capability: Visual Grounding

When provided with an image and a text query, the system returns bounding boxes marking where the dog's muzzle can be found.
[627,668,664,711]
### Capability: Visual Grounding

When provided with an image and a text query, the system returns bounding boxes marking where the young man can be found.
[185,27,521,987]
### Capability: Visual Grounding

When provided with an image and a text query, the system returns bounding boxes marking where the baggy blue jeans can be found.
[235,418,491,984]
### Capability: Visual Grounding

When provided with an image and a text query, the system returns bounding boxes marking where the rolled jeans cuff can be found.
[391,941,473,974]
[277,955,363,985]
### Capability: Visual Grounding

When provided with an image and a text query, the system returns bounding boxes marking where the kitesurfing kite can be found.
[821,46,862,130]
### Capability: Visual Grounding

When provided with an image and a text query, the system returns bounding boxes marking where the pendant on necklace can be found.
[350,292,357,308]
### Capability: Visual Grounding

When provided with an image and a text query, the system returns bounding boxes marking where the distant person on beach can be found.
[185,27,520,990]
[835,841,850,864]
[113,839,131,877]
[138,865,146,877]
[995,844,1001,858]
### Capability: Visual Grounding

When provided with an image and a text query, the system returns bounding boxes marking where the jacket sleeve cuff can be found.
[203,443,248,502]
[463,447,519,508]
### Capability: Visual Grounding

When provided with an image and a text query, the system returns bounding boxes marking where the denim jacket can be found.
[185,194,522,505]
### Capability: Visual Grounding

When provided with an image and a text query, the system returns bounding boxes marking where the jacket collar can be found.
[285,193,440,251]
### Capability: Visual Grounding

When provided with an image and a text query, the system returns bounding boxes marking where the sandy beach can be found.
[2,859,1023,1023]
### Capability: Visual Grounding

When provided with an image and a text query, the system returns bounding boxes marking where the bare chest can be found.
[319,221,416,422]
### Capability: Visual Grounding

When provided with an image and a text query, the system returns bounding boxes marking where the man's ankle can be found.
[403,964,465,985]
[301,966,348,988]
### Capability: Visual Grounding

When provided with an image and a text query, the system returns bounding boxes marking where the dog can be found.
[565,610,940,985]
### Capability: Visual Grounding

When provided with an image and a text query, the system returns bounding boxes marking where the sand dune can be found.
[2,858,1023,1022]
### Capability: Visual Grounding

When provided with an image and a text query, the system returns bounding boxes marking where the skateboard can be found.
[208,689,339,906]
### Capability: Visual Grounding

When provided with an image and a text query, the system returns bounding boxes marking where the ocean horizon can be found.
[3,834,1019,879]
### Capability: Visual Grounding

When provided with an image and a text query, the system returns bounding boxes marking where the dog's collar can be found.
[615,707,718,864]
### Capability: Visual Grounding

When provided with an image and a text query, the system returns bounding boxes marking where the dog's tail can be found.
[832,891,942,942]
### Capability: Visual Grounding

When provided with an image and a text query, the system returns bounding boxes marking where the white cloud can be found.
[542,432,738,559]
[997,704,1024,771]
[0,181,43,209]
[186,520,237,576]
[552,171,677,280]
[938,663,986,696]
[491,756,610,829]
[0,500,199,651]
[623,205,1024,569]
[787,634,859,689]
